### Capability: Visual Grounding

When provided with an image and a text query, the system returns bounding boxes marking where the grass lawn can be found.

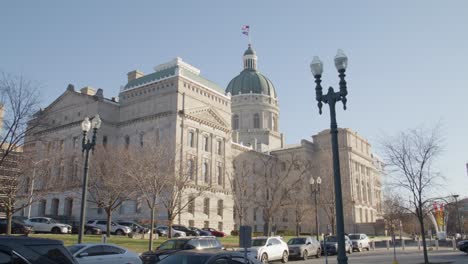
[26,234,298,253]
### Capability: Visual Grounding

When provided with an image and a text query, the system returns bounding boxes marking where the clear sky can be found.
[1,1,467,197]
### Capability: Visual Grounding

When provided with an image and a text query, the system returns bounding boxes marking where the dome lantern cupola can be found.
[243,44,257,71]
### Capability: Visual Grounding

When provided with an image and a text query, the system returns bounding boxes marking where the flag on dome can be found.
[241,25,250,36]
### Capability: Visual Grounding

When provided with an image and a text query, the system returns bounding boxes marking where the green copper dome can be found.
[226,45,277,98]
[226,70,277,98]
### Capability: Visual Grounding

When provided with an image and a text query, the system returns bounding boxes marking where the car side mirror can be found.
[47,221,51,224]
[78,252,89,258]
[267,243,272,247]
[307,242,311,245]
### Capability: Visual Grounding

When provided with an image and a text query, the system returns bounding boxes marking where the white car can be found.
[155,225,186,237]
[87,220,132,235]
[68,243,142,264]
[25,217,71,234]
[348,233,370,252]
[246,236,289,264]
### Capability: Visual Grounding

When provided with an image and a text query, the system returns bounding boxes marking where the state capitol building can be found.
[23,45,383,235]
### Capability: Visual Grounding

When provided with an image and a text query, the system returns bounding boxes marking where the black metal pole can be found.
[314,67,348,264]
[315,185,320,241]
[78,128,97,244]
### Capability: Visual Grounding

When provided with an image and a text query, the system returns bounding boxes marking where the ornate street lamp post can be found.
[309,176,322,241]
[310,49,349,264]
[78,115,101,244]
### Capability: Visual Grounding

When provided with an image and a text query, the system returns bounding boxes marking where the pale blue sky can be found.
[1,1,467,196]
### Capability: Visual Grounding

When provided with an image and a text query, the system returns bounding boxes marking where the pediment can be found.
[185,106,229,129]
[42,90,95,115]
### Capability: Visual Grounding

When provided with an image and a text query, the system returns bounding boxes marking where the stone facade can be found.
[21,46,382,235]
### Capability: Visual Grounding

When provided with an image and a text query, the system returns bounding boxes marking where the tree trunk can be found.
[6,211,12,235]
[106,209,112,238]
[149,206,155,251]
[418,207,429,264]
[167,211,173,238]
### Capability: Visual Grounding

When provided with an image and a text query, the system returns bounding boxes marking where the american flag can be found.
[241,25,250,36]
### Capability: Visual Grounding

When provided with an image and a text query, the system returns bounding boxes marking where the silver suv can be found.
[348,233,370,252]
[87,220,131,235]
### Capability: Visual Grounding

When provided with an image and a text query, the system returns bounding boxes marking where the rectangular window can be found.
[59,140,64,152]
[73,137,78,149]
[218,222,223,232]
[103,135,108,147]
[204,221,209,228]
[189,220,195,227]
[203,198,210,216]
[253,208,257,221]
[188,131,194,147]
[217,140,222,155]
[188,196,195,214]
[217,200,223,217]
[217,166,222,185]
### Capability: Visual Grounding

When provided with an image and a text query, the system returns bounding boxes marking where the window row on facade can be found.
[187,130,224,155]
[232,113,278,131]
[187,197,224,218]
[187,158,224,186]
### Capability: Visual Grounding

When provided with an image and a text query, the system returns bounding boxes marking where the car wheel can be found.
[115,229,124,236]
[348,246,352,254]
[358,244,362,252]
[316,248,321,258]
[174,233,180,237]
[281,251,288,263]
[51,227,61,234]
[302,250,308,260]
[261,253,268,264]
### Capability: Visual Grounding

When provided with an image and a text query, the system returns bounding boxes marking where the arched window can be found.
[203,136,209,152]
[232,115,239,130]
[64,198,73,216]
[38,200,46,216]
[253,113,260,128]
[203,162,209,183]
[217,200,223,216]
[51,198,59,216]
[367,183,372,204]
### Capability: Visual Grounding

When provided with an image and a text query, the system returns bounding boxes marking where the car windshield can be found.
[48,219,56,223]
[158,240,188,250]
[252,239,267,247]
[288,238,306,245]
[67,245,86,254]
[326,236,338,242]
[348,235,360,240]
[158,254,210,264]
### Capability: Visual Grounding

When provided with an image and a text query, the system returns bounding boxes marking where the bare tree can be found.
[229,159,255,228]
[318,178,337,235]
[381,192,406,238]
[159,150,204,238]
[289,178,313,236]
[126,141,173,250]
[87,146,135,237]
[253,152,309,235]
[381,126,443,264]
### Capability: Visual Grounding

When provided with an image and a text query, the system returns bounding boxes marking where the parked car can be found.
[86,219,132,235]
[68,243,141,264]
[348,233,370,252]
[188,226,212,236]
[0,218,33,234]
[457,239,468,253]
[321,235,352,255]
[25,217,72,234]
[0,236,78,264]
[140,236,223,264]
[155,225,186,237]
[118,221,149,233]
[201,227,226,237]
[172,224,198,236]
[244,236,289,264]
[287,236,321,260]
[71,224,103,235]
[156,249,261,264]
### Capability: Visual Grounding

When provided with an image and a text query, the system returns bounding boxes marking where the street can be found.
[287,248,467,264]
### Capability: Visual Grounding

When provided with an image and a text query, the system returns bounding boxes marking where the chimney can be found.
[80,86,96,96]
[127,70,144,82]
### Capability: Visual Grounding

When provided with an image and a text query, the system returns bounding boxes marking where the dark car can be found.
[202,228,226,237]
[188,227,212,236]
[457,240,468,253]
[0,218,33,234]
[321,235,352,255]
[156,249,261,264]
[71,224,103,235]
[118,221,149,234]
[172,224,198,236]
[0,236,78,264]
[140,237,223,264]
